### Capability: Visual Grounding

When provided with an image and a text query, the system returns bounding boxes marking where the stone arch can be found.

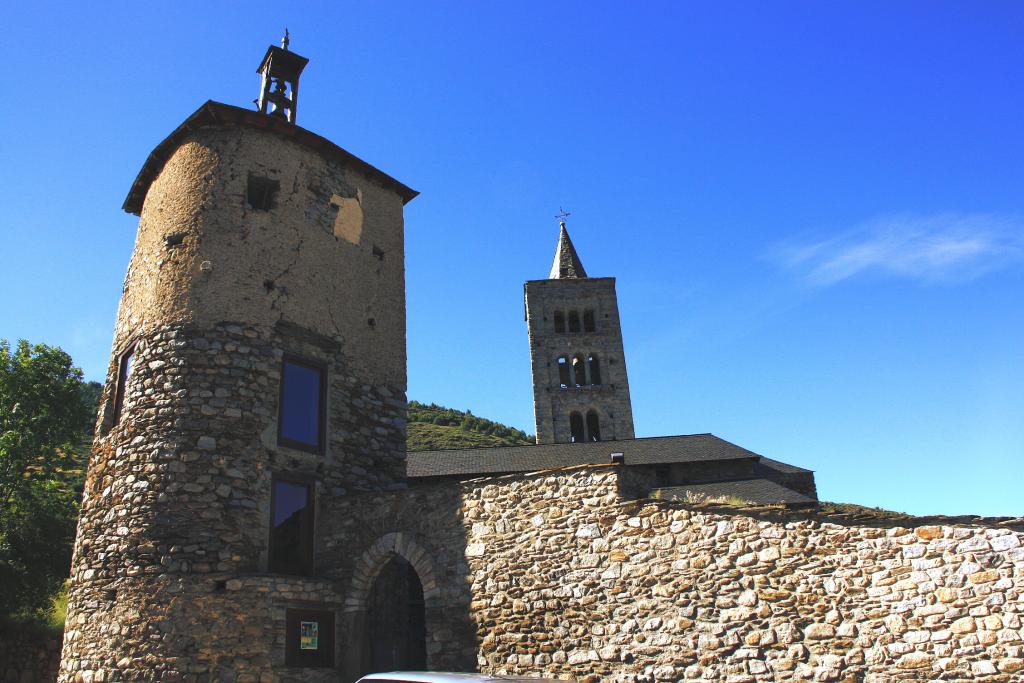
[342,532,441,679]
[344,531,441,612]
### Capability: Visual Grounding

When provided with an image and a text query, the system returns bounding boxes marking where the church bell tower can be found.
[524,213,636,444]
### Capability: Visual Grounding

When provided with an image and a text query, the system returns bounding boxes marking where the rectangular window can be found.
[247,174,279,211]
[285,608,335,667]
[111,344,136,426]
[269,478,314,575]
[278,356,326,453]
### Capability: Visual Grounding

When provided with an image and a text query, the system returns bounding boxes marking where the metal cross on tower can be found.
[555,207,571,226]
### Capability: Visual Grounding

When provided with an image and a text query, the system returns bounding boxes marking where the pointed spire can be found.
[549,216,588,279]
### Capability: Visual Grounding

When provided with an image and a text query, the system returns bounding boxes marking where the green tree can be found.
[0,340,90,618]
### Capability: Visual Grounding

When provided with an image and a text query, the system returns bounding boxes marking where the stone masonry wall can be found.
[334,466,1024,682]
[60,320,405,682]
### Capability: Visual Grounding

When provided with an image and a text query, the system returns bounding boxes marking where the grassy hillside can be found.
[407,401,533,451]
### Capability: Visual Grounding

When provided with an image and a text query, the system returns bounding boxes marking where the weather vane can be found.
[282,28,290,50]
[555,207,571,226]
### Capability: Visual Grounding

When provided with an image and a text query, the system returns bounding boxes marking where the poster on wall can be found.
[300,620,319,650]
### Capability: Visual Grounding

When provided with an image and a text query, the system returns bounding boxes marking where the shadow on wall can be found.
[320,482,475,681]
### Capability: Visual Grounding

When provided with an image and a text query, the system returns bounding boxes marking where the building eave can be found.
[122,100,418,216]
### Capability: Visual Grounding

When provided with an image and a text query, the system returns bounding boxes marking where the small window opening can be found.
[654,465,671,487]
[568,311,581,333]
[553,311,565,334]
[557,356,570,389]
[583,310,595,332]
[572,356,585,387]
[111,344,136,426]
[263,279,276,293]
[588,355,602,385]
[278,357,326,453]
[586,410,601,442]
[270,478,315,575]
[372,245,386,261]
[367,318,376,329]
[247,175,279,211]
[569,412,585,443]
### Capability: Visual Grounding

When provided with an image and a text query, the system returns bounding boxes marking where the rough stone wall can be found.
[119,126,407,385]
[333,467,1024,682]
[525,277,635,444]
[0,630,61,682]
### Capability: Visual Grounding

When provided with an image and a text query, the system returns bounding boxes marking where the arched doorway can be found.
[364,555,427,673]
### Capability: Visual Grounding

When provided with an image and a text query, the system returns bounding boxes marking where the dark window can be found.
[553,311,565,333]
[586,410,601,442]
[569,412,585,443]
[270,478,314,575]
[583,309,595,332]
[572,356,585,387]
[247,175,279,211]
[279,357,325,452]
[285,608,335,668]
[568,311,581,333]
[111,344,136,426]
[588,354,602,385]
[557,356,570,388]
[655,465,671,487]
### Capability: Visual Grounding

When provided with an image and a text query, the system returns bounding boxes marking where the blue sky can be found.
[2,2,1022,516]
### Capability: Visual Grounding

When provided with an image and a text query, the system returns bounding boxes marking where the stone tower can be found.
[524,218,635,444]
[60,37,416,682]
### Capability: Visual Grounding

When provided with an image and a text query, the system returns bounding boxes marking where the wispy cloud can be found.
[770,213,1024,286]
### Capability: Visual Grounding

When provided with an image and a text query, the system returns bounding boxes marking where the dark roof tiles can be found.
[407,433,762,478]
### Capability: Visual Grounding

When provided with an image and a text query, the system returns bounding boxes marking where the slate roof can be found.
[754,456,812,475]
[548,223,588,279]
[653,478,817,507]
[123,100,418,215]
[406,433,762,479]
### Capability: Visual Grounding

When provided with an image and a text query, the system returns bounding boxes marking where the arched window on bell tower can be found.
[557,356,570,388]
[572,355,585,387]
[554,311,565,333]
[569,412,585,443]
[583,309,595,332]
[586,410,601,442]
[587,354,601,385]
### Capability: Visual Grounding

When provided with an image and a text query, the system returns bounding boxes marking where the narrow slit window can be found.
[553,311,566,333]
[586,410,601,442]
[568,311,581,333]
[557,356,570,389]
[111,344,136,426]
[279,357,326,453]
[583,309,595,332]
[588,354,602,385]
[270,479,314,575]
[569,412,585,443]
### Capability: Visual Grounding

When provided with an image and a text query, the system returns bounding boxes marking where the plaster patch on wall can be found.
[330,190,363,245]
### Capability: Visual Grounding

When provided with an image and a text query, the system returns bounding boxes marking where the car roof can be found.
[357,673,569,683]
